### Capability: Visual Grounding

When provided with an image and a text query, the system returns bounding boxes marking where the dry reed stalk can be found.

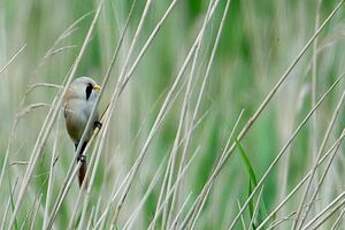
[178,1,345,228]
[109,0,220,224]
[38,11,93,67]
[163,0,216,227]
[0,179,18,229]
[302,191,345,229]
[42,122,60,229]
[256,129,345,229]
[296,83,345,228]
[180,109,244,229]
[227,76,342,229]
[178,0,233,226]
[0,44,26,76]
[147,147,201,229]
[122,157,167,229]
[168,192,193,230]
[8,0,104,228]
[330,208,345,229]
[248,186,264,229]
[293,1,323,228]
[60,0,138,226]
[93,109,209,229]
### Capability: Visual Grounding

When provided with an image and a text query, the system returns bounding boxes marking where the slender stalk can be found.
[38,11,92,66]
[64,0,138,227]
[249,186,264,229]
[147,147,200,229]
[30,194,42,230]
[0,43,26,76]
[256,129,345,229]
[180,1,345,227]
[168,192,193,230]
[122,157,166,230]
[266,211,296,230]
[42,122,60,229]
[297,85,345,228]
[78,115,108,229]
[293,0,324,227]
[164,0,215,227]
[302,192,345,229]
[41,2,105,227]
[330,208,345,229]
[178,109,244,229]
[1,179,18,229]
[86,207,95,230]
[227,77,342,229]
[180,0,233,226]
[110,0,221,222]
[180,109,244,228]
[237,201,247,230]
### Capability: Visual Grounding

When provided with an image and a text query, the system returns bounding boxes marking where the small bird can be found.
[63,77,102,187]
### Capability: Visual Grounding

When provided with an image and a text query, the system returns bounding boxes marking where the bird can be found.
[63,76,102,187]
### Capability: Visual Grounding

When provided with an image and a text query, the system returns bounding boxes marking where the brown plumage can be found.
[75,141,88,187]
[79,162,87,187]
[63,77,101,187]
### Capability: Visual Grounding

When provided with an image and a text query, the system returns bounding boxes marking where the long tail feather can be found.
[78,161,87,187]
[75,141,88,188]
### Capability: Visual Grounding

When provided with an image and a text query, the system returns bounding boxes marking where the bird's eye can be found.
[85,83,93,100]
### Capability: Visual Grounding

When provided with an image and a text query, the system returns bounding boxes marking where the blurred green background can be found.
[1,0,345,229]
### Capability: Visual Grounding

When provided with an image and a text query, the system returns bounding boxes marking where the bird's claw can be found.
[77,154,86,163]
[94,121,102,129]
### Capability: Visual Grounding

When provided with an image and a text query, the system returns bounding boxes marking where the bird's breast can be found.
[64,99,98,142]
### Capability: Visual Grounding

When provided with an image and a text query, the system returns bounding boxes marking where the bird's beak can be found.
[93,84,101,92]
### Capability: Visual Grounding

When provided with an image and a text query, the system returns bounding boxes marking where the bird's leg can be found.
[74,142,79,151]
[77,154,86,163]
[75,141,88,163]
[94,120,102,129]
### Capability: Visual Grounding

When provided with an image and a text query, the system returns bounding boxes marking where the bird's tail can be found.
[78,161,87,187]
[75,141,88,188]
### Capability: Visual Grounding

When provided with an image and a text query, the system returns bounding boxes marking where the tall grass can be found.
[1,0,345,229]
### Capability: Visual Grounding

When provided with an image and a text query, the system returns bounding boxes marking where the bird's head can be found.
[65,76,101,102]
